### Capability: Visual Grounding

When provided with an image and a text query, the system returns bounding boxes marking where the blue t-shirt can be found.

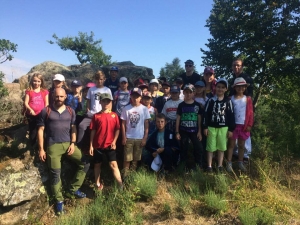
[65,93,81,112]
[105,78,119,95]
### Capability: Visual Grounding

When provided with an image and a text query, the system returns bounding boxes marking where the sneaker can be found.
[73,189,86,198]
[207,167,213,173]
[56,201,64,216]
[218,166,225,174]
[238,162,247,172]
[226,162,233,173]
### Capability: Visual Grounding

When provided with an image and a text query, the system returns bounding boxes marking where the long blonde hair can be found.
[27,72,46,91]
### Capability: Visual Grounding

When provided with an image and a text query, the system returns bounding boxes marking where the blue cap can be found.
[195,81,205,87]
[170,85,180,93]
[71,80,82,86]
[216,78,228,89]
[110,66,118,71]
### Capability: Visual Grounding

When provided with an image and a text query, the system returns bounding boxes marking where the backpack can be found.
[45,106,73,121]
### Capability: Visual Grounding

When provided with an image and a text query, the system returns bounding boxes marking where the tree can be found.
[0,39,18,64]
[201,0,300,106]
[159,57,185,83]
[48,31,112,66]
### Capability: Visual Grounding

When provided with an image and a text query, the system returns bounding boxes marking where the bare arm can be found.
[67,125,77,155]
[176,115,181,140]
[89,129,96,155]
[197,114,202,140]
[37,126,46,162]
[44,94,49,107]
[141,119,149,147]
[111,129,120,150]
[24,94,36,115]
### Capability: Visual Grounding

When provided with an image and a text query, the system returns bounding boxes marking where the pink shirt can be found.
[26,89,49,115]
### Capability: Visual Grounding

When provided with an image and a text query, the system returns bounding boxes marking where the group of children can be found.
[23,66,254,192]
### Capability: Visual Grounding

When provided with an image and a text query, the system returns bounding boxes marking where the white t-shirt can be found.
[231,95,246,125]
[120,104,151,139]
[195,97,208,107]
[179,90,184,100]
[87,86,112,114]
[161,99,183,120]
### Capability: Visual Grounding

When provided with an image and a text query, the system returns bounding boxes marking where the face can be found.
[53,88,67,107]
[131,93,142,105]
[203,72,215,83]
[185,64,194,72]
[162,85,170,95]
[110,70,118,79]
[171,92,180,100]
[32,77,42,88]
[149,83,158,92]
[183,89,194,100]
[53,80,63,88]
[195,86,205,94]
[234,85,247,94]
[232,60,243,76]
[120,81,128,90]
[216,83,227,96]
[141,87,148,94]
[95,76,105,87]
[71,85,82,94]
[100,99,112,111]
[142,97,152,106]
[156,118,166,131]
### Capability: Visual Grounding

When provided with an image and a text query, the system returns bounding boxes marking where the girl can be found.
[24,73,49,145]
[194,81,208,108]
[48,74,69,106]
[226,77,254,172]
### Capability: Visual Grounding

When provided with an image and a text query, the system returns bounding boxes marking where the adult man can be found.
[104,66,119,95]
[229,58,254,97]
[179,59,200,87]
[37,88,89,215]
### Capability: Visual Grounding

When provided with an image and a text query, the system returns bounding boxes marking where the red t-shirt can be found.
[89,112,120,149]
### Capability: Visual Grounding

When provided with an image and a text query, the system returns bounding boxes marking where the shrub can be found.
[239,206,275,225]
[169,186,191,213]
[203,190,228,214]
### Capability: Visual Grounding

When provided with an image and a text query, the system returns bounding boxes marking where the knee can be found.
[109,162,118,170]
[49,168,61,185]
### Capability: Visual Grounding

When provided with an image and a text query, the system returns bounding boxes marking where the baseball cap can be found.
[142,92,152,98]
[195,81,205,87]
[100,93,113,101]
[183,83,195,92]
[134,78,144,86]
[204,66,215,74]
[131,87,142,96]
[86,82,96,88]
[71,80,82,87]
[110,66,118,71]
[53,74,65,81]
[158,77,167,82]
[119,77,128,83]
[176,77,183,83]
[184,59,194,65]
[138,83,148,89]
[162,82,170,87]
[170,85,180,93]
[232,77,250,87]
[150,79,159,84]
[216,78,228,89]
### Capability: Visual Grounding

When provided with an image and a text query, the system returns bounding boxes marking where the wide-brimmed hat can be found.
[232,77,250,87]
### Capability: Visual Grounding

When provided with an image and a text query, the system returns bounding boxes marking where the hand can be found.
[30,110,36,116]
[176,133,181,140]
[245,126,252,132]
[122,137,127,145]
[227,131,233,138]
[204,129,208,136]
[197,131,202,141]
[111,142,116,150]
[152,152,158,157]
[39,149,46,162]
[89,146,94,156]
[67,143,75,155]
[140,138,147,147]
[156,148,164,153]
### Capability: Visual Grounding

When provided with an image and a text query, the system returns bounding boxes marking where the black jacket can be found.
[155,96,170,113]
[228,73,254,97]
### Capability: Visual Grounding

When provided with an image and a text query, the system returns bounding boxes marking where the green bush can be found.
[239,206,275,225]
[169,186,191,213]
[203,190,228,214]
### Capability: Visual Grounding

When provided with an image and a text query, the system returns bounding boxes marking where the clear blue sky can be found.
[0,0,214,82]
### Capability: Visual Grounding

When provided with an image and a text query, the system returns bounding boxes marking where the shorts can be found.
[94,148,117,163]
[232,124,250,140]
[124,138,142,161]
[206,126,228,152]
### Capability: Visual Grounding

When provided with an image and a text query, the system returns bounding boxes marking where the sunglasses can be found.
[185,64,193,68]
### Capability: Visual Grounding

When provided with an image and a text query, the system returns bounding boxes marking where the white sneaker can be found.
[238,162,247,172]
[226,162,233,172]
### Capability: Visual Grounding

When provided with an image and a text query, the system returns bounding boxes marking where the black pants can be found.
[27,115,39,146]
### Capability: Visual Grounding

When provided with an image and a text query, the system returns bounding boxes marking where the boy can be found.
[113,77,131,116]
[203,78,235,173]
[161,85,183,132]
[77,71,112,147]
[155,82,171,113]
[142,92,157,135]
[121,88,151,176]
[175,84,205,169]
[175,77,184,100]
[104,66,119,95]
[65,80,83,113]
[89,93,122,190]
[149,79,163,106]
[145,113,180,173]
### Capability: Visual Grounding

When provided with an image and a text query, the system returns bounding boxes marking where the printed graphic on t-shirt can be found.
[180,105,200,130]
[129,112,140,128]
[94,92,101,101]
[212,102,226,125]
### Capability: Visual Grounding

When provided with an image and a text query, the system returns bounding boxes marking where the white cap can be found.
[119,77,128,83]
[53,74,65,81]
[150,78,159,84]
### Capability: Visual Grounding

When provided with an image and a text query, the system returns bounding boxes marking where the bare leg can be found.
[109,161,123,186]
[227,138,236,162]
[131,161,138,171]
[123,161,130,177]
[217,150,224,167]
[94,163,102,186]
[207,152,213,167]
[237,139,246,161]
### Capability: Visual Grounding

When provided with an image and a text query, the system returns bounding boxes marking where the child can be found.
[138,83,149,95]
[149,79,163,106]
[104,66,119,95]
[89,93,123,190]
[145,113,180,173]
[48,74,69,106]
[161,85,183,132]
[24,73,49,145]
[175,77,184,100]
[120,88,151,176]
[142,92,157,135]
[226,77,254,172]
[77,71,112,147]
[194,81,208,108]
[203,78,235,173]
[65,80,83,113]
[175,84,205,169]
[113,77,131,117]
[155,82,171,113]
